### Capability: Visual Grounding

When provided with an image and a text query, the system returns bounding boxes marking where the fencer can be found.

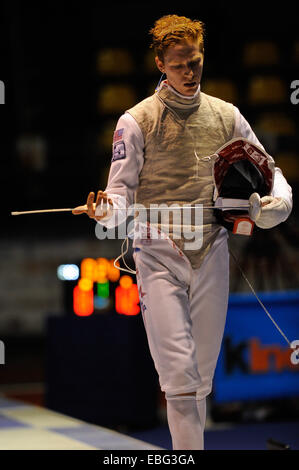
[73,15,293,450]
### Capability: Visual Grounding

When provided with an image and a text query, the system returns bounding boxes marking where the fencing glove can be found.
[249,193,292,229]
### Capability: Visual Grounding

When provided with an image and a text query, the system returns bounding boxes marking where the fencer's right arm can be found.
[98,113,144,229]
[73,113,144,227]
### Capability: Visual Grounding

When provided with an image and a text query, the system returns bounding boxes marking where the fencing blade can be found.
[11,204,251,216]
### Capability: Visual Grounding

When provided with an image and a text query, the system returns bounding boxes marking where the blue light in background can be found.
[57,264,80,281]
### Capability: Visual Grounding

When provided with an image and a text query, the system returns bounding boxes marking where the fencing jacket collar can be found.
[156,79,201,113]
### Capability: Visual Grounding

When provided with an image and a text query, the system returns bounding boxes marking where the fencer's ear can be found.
[155,56,165,74]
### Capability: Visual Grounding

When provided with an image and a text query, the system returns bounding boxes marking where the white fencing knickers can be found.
[132,228,229,450]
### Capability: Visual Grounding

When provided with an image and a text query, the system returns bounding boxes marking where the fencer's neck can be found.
[156,80,201,113]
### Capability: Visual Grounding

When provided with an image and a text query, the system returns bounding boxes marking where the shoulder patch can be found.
[112,140,126,162]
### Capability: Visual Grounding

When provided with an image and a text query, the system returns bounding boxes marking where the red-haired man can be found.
[74,15,292,449]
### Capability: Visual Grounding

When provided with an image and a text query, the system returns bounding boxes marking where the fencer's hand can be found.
[72,191,113,221]
[254,195,291,229]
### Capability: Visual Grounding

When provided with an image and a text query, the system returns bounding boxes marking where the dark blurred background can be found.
[0,0,299,445]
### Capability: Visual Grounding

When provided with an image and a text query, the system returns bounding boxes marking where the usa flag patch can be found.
[113,128,124,142]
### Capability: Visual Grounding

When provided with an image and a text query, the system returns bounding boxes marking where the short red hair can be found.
[149,14,205,60]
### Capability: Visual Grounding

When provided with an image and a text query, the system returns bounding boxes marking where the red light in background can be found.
[115,275,140,316]
[73,281,94,316]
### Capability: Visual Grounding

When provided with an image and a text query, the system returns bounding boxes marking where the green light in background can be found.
[97,280,109,298]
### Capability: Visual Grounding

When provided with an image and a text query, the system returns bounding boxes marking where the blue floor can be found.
[126,421,299,450]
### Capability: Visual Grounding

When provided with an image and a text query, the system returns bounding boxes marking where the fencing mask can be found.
[212,138,275,235]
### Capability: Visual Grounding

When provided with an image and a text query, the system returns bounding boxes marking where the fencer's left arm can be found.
[233,107,293,228]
